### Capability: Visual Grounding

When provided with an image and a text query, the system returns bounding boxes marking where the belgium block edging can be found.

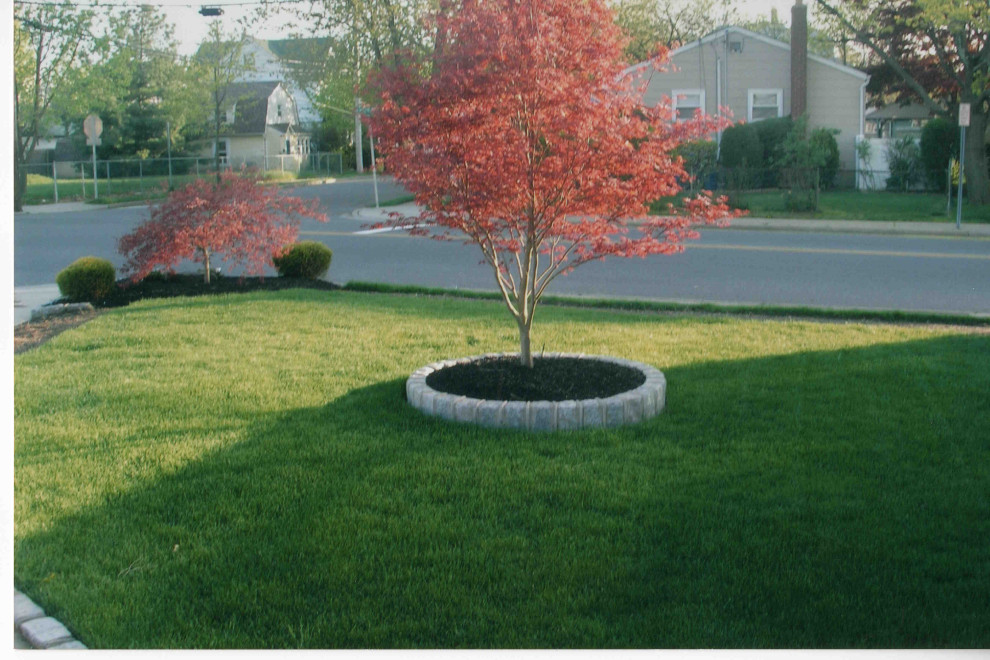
[15,590,87,649]
[406,353,666,431]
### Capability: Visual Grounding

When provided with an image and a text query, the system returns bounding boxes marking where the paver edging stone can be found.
[14,590,87,650]
[406,352,666,431]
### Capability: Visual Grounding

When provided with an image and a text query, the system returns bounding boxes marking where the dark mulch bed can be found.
[87,273,340,309]
[426,355,646,401]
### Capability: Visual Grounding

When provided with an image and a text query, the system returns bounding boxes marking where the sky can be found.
[108,0,808,56]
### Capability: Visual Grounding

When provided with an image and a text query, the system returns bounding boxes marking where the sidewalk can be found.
[14,284,62,326]
[15,202,107,215]
[353,203,990,238]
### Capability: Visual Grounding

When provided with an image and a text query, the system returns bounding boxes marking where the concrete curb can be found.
[406,353,666,431]
[15,590,87,649]
[350,204,990,238]
[30,302,95,322]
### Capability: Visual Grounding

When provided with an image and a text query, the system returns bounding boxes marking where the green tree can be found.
[48,7,203,162]
[610,0,739,62]
[13,2,94,211]
[111,6,183,159]
[816,0,990,205]
[304,0,434,169]
[193,22,253,182]
[920,117,961,191]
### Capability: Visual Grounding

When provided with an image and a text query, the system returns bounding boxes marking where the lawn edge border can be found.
[406,353,666,432]
[15,590,87,649]
[343,281,990,327]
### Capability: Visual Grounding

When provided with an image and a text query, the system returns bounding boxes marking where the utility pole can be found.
[354,97,364,173]
[957,103,970,230]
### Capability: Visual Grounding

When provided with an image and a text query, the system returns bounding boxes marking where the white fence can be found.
[855,135,934,192]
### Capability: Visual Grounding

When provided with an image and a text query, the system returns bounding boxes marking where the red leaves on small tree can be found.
[371,0,742,366]
[118,170,328,284]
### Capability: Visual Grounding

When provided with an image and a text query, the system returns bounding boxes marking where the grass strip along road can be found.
[14,290,990,648]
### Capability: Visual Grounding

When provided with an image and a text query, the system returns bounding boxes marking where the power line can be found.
[13,0,312,8]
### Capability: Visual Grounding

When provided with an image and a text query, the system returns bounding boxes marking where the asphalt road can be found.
[14,178,990,315]
[13,177,408,286]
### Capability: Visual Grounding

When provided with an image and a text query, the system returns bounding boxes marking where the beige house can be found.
[203,81,313,172]
[626,3,869,172]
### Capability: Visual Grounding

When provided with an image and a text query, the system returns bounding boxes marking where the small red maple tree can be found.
[118,170,328,284]
[372,0,741,367]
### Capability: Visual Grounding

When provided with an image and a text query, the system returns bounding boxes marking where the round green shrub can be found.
[719,123,763,169]
[753,115,794,165]
[56,257,116,303]
[273,241,333,279]
[920,117,959,192]
[809,127,840,189]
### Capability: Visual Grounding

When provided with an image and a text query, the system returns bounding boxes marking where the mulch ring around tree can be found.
[425,355,647,401]
[15,274,340,354]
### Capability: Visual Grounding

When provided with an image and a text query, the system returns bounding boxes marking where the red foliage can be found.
[118,170,327,283]
[371,0,742,364]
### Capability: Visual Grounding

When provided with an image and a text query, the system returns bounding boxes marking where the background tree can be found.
[109,6,185,159]
[193,22,254,182]
[373,0,737,367]
[292,0,433,168]
[118,170,327,284]
[45,6,204,163]
[13,2,94,211]
[610,0,739,61]
[816,0,990,205]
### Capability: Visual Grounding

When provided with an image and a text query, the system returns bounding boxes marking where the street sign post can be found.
[83,114,103,199]
[957,103,970,230]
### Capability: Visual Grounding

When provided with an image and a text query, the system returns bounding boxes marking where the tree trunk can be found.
[518,319,533,368]
[964,105,989,206]
[214,113,222,185]
[202,247,211,284]
[14,156,26,212]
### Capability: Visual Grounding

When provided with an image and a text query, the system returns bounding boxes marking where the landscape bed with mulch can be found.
[426,355,646,401]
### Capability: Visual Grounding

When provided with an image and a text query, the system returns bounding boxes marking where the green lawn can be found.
[23,168,345,205]
[14,290,990,648]
[734,190,990,223]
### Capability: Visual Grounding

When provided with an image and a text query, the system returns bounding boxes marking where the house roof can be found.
[866,103,935,121]
[224,81,281,135]
[264,37,331,63]
[622,25,869,82]
[267,122,310,137]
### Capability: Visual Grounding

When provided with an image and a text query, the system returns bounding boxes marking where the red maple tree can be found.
[118,170,327,284]
[372,0,740,367]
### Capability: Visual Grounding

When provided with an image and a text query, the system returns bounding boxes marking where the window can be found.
[215,139,228,165]
[672,89,705,122]
[748,89,783,122]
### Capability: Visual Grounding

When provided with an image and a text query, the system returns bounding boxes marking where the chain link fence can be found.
[22,152,346,205]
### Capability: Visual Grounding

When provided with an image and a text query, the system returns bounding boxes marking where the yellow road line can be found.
[690,243,990,260]
[300,229,990,259]
[300,230,373,237]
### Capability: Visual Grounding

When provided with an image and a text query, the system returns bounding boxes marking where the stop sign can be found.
[83,114,103,145]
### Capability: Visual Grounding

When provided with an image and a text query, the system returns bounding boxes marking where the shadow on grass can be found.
[15,334,990,649]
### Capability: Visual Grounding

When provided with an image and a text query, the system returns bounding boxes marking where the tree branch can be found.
[815,0,949,116]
